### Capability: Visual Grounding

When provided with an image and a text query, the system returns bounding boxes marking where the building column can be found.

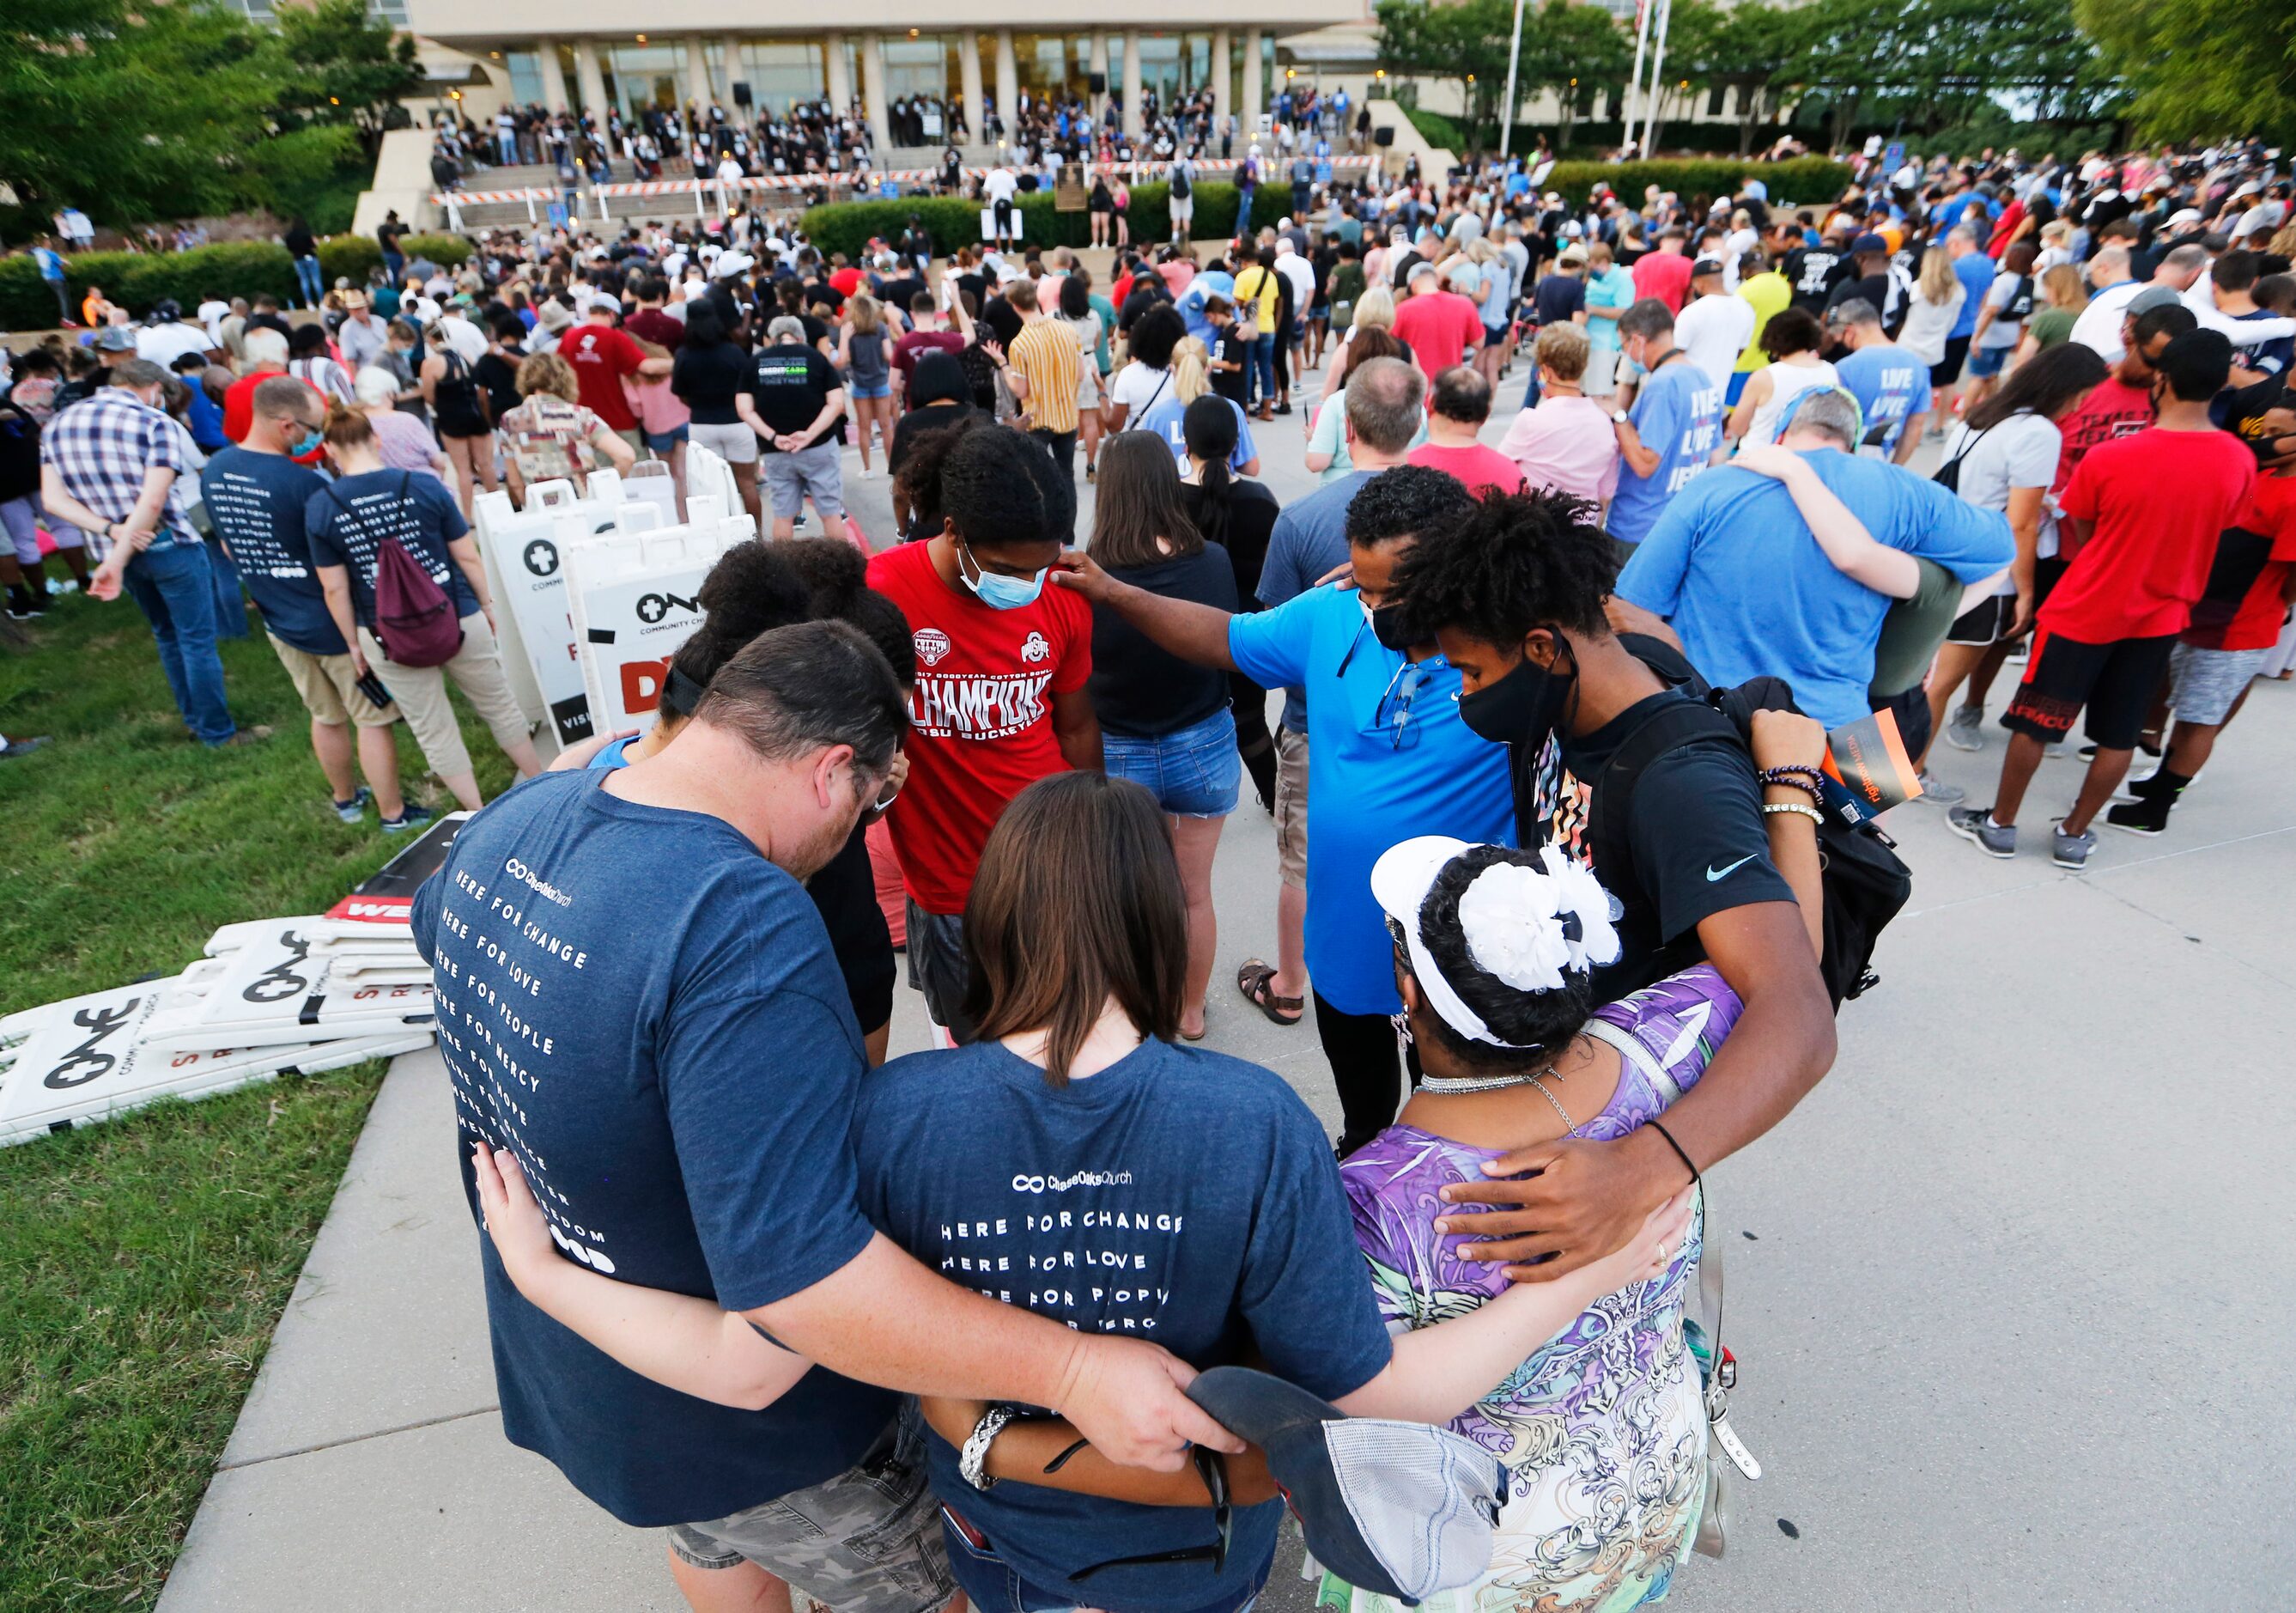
[826,32,852,113]
[574,40,609,120]
[720,38,744,106]
[861,33,891,153]
[538,43,569,114]
[1121,30,1143,141]
[1241,29,1263,135]
[959,33,984,143]
[685,39,711,110]
[1089,33,1109,126]
[1211,29,1230,125]
[994,29,1018,145]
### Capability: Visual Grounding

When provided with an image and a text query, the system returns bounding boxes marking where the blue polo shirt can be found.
[1618,450,2014,728]
[1229,586,1515,1014]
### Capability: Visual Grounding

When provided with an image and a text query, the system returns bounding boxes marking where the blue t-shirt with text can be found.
[1230,586,1516,1013]
[1618,450,2014,727]
[854,1037,1392,1611]
[1607,359,1722,546]
[409,770,897,1526]
[1139,393,1258,475]
[1836,342,1928,457]
[304,468,482,631]
[198,447,344,654]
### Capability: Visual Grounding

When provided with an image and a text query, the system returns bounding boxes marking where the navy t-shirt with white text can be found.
[410,770,898,1526]
[853,1038,1393,1610]
[198,447,343,654]
[304,468,482,630]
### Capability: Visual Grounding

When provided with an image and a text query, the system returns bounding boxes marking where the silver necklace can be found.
[1418,1068,1579,1135]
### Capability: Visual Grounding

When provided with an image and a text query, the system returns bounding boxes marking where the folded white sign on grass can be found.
[139,922,435,1052]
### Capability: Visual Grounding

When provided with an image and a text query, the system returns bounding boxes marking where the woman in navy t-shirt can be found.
[470,772,1680,1613]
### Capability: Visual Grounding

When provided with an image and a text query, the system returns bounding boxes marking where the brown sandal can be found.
[1236,959,1304,1026]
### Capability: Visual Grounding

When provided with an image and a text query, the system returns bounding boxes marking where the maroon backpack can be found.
[330,473,464,667]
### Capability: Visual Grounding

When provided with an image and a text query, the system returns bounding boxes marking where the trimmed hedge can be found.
[1540,157,1853,210]
[0,234,471,332]
[802,182,1294,265]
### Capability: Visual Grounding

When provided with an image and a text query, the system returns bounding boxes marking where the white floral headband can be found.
[1400,844,1622,1050]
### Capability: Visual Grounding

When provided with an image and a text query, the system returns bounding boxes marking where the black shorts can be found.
[1946,593,2017,647]
[2002,627,2177,749]
[1931,334,1971,391]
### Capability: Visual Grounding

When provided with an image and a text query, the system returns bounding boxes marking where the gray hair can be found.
[1947,224,1979,247]
[111,358,172,392]
[1617,297,1676,343]
[1343,356,1427,453]
[695,620,907,773]
[765,314,807,344]
[1781,387,1863,449]
[1827,296,1883,329]
[2160,243,2211,277]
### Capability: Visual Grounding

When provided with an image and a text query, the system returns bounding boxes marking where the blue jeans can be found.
[294,254,325,307]
[941,1514,1264,1613]
[1104,709,1241,817]
[1248,335,1277,409]
[122,542,234,743]
[203,539,249,639]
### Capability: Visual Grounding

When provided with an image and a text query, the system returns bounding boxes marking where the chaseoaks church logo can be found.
[522,538,560,578]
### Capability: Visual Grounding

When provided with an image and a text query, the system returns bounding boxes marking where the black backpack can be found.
[2001,273,2035,322]
[1586,670,1911,1007]
[1929,423,1993,494]
[1170,166,1191,201]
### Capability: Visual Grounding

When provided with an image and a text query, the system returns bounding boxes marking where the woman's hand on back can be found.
[471,1141,561,1293]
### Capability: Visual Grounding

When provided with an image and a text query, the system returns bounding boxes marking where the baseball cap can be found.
[2127,284,2185,316]
[94,326,137,352]
[713,251,754,278]
[1850,232,1889,255]
[1185,1366,1505,1605]
[2168,207,2203,227]
[1692,257,1725,277]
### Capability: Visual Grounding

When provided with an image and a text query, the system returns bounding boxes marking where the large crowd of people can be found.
[5,125,2293,1610]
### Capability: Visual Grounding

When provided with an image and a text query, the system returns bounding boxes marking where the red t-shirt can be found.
[2184,471,2296,650]
[222,371,327,466]
[561,323,647,431]
[1389,290,1485,390]
[865,541,1093,916]
[829,267,865,299]
[2046,426,2258,642]
[2050,375,2153,500]
[1408,440,1528,494]
[623,308,685,350]
[1632,251,1694,314]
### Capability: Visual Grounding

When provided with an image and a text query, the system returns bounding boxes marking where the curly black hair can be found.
[1388,485,1615,648]
[1404,844,1599,1074]
[843,589,915,689]
[1343,464,1476,548]
[778,535,869,621]
[1126,304,1187,371]
[908,412,1077,554]
[666,540,812,703]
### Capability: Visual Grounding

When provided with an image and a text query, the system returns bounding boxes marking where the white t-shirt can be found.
[1943,412,2057,579]
[434,314,489,365]
[197,300,232,344]
[1276,251,1316,315]
[1975,271,2031,348]
[1673,293,1756,389]
[982,169,1018,205]
[1109,361,1175,418]
[136,321,213,369]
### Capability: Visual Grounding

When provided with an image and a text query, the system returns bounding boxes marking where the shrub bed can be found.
[0,234,470,331]
[802,181,1294,264]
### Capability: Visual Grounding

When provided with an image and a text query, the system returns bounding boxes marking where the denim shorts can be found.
[643,422,689,453]
[1966,342,2011,378]
[851,379,892,399]
[1103,709,1240,818]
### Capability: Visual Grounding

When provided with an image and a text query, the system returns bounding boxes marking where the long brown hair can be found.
[1089,432,1203,569]
[962,773,1185,1085]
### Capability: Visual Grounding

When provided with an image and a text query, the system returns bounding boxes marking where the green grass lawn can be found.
[0,587,518,1609]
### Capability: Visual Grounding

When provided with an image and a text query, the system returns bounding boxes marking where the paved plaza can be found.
[157,362,2296,1613]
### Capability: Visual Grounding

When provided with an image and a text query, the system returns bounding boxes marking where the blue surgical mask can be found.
[960,539,1047,611]
[289,428,325,458]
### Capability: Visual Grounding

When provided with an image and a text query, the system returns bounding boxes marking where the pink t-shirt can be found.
[1409,440,1528,495]
[1389,289,1487,390]
[368,408,446,483]
[1496,394,1622,504]
[1632,250,1694,314]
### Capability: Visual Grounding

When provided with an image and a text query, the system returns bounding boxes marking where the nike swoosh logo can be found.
[1706,855,1757,883]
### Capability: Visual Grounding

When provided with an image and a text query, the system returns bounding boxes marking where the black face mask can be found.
[1368,601,1416,652]
[1455,634,1576,747]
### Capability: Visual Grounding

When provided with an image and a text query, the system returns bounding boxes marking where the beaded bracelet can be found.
[1762,801,1825,826]
[1759,772,1824,803]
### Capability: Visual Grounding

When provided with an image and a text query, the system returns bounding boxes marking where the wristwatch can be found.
[959,1405,1016,1492]
[1612,408,1631,425]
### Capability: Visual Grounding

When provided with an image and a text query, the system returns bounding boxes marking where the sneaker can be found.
[206,726,273,749]
[1944,703,1984,752]
[2050,819,2097,870]
[0,735,53,759]
[2040,738,2067,760]
[332,785,373,823]
[1947,805,2017,858]
[1916,770,1966,806]
[2105,800,2171,837]
[380,803,437,834]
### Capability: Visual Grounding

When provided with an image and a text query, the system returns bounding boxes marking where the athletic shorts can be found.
[666,1416,952,1613]
[1947,592,2018,647]
[2169,642,2269,727]
[1931,334,1972,390]
[1584,347,1621,397]
[904,902,975,1042]
[689,419,759,466]
[2002,626,2176,749]
[1273,723,1309,889]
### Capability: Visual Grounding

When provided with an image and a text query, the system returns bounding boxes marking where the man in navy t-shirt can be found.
[410,624,1237,1612]
[1607,300,1725,555]
[199,376,422,830]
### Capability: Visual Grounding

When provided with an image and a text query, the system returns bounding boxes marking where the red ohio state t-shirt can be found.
[866,541,1093,916]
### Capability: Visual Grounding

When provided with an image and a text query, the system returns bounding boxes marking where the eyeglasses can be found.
[856,766,902,828]
[1071,1446,1231,1582]
[1376,660,1430,751]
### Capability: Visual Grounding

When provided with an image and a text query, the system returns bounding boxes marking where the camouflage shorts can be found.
[667,1415,953,1613]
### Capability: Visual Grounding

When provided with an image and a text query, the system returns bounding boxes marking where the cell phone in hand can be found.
[355,670,394,709]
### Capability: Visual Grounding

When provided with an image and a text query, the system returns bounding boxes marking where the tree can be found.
[2073,0,2289,143]
[272,0,421,143]
[0,0,289,227]
[1520,0,1630,154]
[1376,0,1515,146]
